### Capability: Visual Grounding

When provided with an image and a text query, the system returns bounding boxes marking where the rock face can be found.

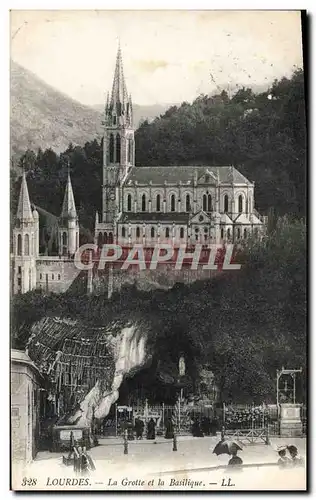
[26,316,150,426]
[69,325,148,425]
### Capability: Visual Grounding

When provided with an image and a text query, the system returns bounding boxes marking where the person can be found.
[201,416,211,436]
[134,418,144,440]
[287,445,305,467]
[210,418,218,436]
[277,447,291,468]
[81,446,90,476]
[147,418,156,440]
[76,446,83,475]
[228,444,243,469]
[192,418,204,437]
[165,418,174,439]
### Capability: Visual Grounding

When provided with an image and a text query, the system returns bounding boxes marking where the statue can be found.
[179,356,186,377]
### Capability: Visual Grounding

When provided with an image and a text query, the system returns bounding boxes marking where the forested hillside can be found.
[10,69,306,235]
[135,68,306,217]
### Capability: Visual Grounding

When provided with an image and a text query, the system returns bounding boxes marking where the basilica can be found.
[11,45,266,295]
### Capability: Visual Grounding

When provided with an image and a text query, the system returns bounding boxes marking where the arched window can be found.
[166,227,170,238]
[122,227,126,238]
[238,195,243,214]
[224,194,229,213]
[244,228,247,239]
[109,134,114,163]
[62,232,67,247]
[128,137,133,163]
[108,232,113,244]
[17,234,22,256]
[156,194,161,212]
[203,194,207,211]
[104,232,108,244]
[24,234,30,256]
[180,227,184,239]
[227,228,231,240]
[151,227,155,238]
[207,194,212,212]
[142,194,146,211]
[171,194,175,212]
[127,194,132,212]
[237,228,241,239]
[136,227,140,238]
[116,134,121,163]
[221,228,224,239]
[186,194,191,212]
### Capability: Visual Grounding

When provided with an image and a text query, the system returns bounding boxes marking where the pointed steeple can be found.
[110,43,129,110]
[16,171,33,221]
[61,174,77,219]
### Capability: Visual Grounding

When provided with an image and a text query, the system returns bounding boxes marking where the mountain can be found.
[10,61,103,158]
[10,61,173,161]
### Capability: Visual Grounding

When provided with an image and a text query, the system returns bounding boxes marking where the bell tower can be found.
[95,43,134,245]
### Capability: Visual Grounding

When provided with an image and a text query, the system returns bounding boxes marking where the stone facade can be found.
[94,45,266,249]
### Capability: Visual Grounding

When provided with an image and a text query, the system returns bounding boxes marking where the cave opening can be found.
[116,319,201,407]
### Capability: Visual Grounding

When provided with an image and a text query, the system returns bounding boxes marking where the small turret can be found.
[12,172,37,294]
[16,171,33,223]
[59,174,79,256]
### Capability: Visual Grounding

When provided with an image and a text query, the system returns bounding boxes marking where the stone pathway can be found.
[12,436,306,491]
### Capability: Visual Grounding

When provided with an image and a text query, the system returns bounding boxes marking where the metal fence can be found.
[99,402,307,438]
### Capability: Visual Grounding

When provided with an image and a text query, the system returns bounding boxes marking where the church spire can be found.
[61,173,77,219]
[110,42,129,108]
[16,171,33,221]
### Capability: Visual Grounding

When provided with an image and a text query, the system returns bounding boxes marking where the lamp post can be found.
[178,356,186,433]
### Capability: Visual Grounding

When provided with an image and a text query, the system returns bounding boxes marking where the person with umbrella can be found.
[213,440,243,469]
[228,443,243,468]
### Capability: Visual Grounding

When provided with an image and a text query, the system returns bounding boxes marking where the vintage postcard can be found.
[10,9,307,492]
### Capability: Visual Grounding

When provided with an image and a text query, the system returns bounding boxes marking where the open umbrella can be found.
[213,439,243,456]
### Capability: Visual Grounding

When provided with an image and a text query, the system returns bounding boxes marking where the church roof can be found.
[16,171,33,221]
[249,213,263,225]
[60,174,77,219]
[220,213,233,224]
[125,166,251,185]
[234,213,251,224]
[119,212,190,224]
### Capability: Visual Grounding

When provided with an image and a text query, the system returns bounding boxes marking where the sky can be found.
[10,10,304,107]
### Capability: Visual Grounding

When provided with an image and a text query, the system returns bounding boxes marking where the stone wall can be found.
[11,357,41,463]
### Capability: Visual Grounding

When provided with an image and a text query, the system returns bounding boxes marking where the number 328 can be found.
[21,477,37,486]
